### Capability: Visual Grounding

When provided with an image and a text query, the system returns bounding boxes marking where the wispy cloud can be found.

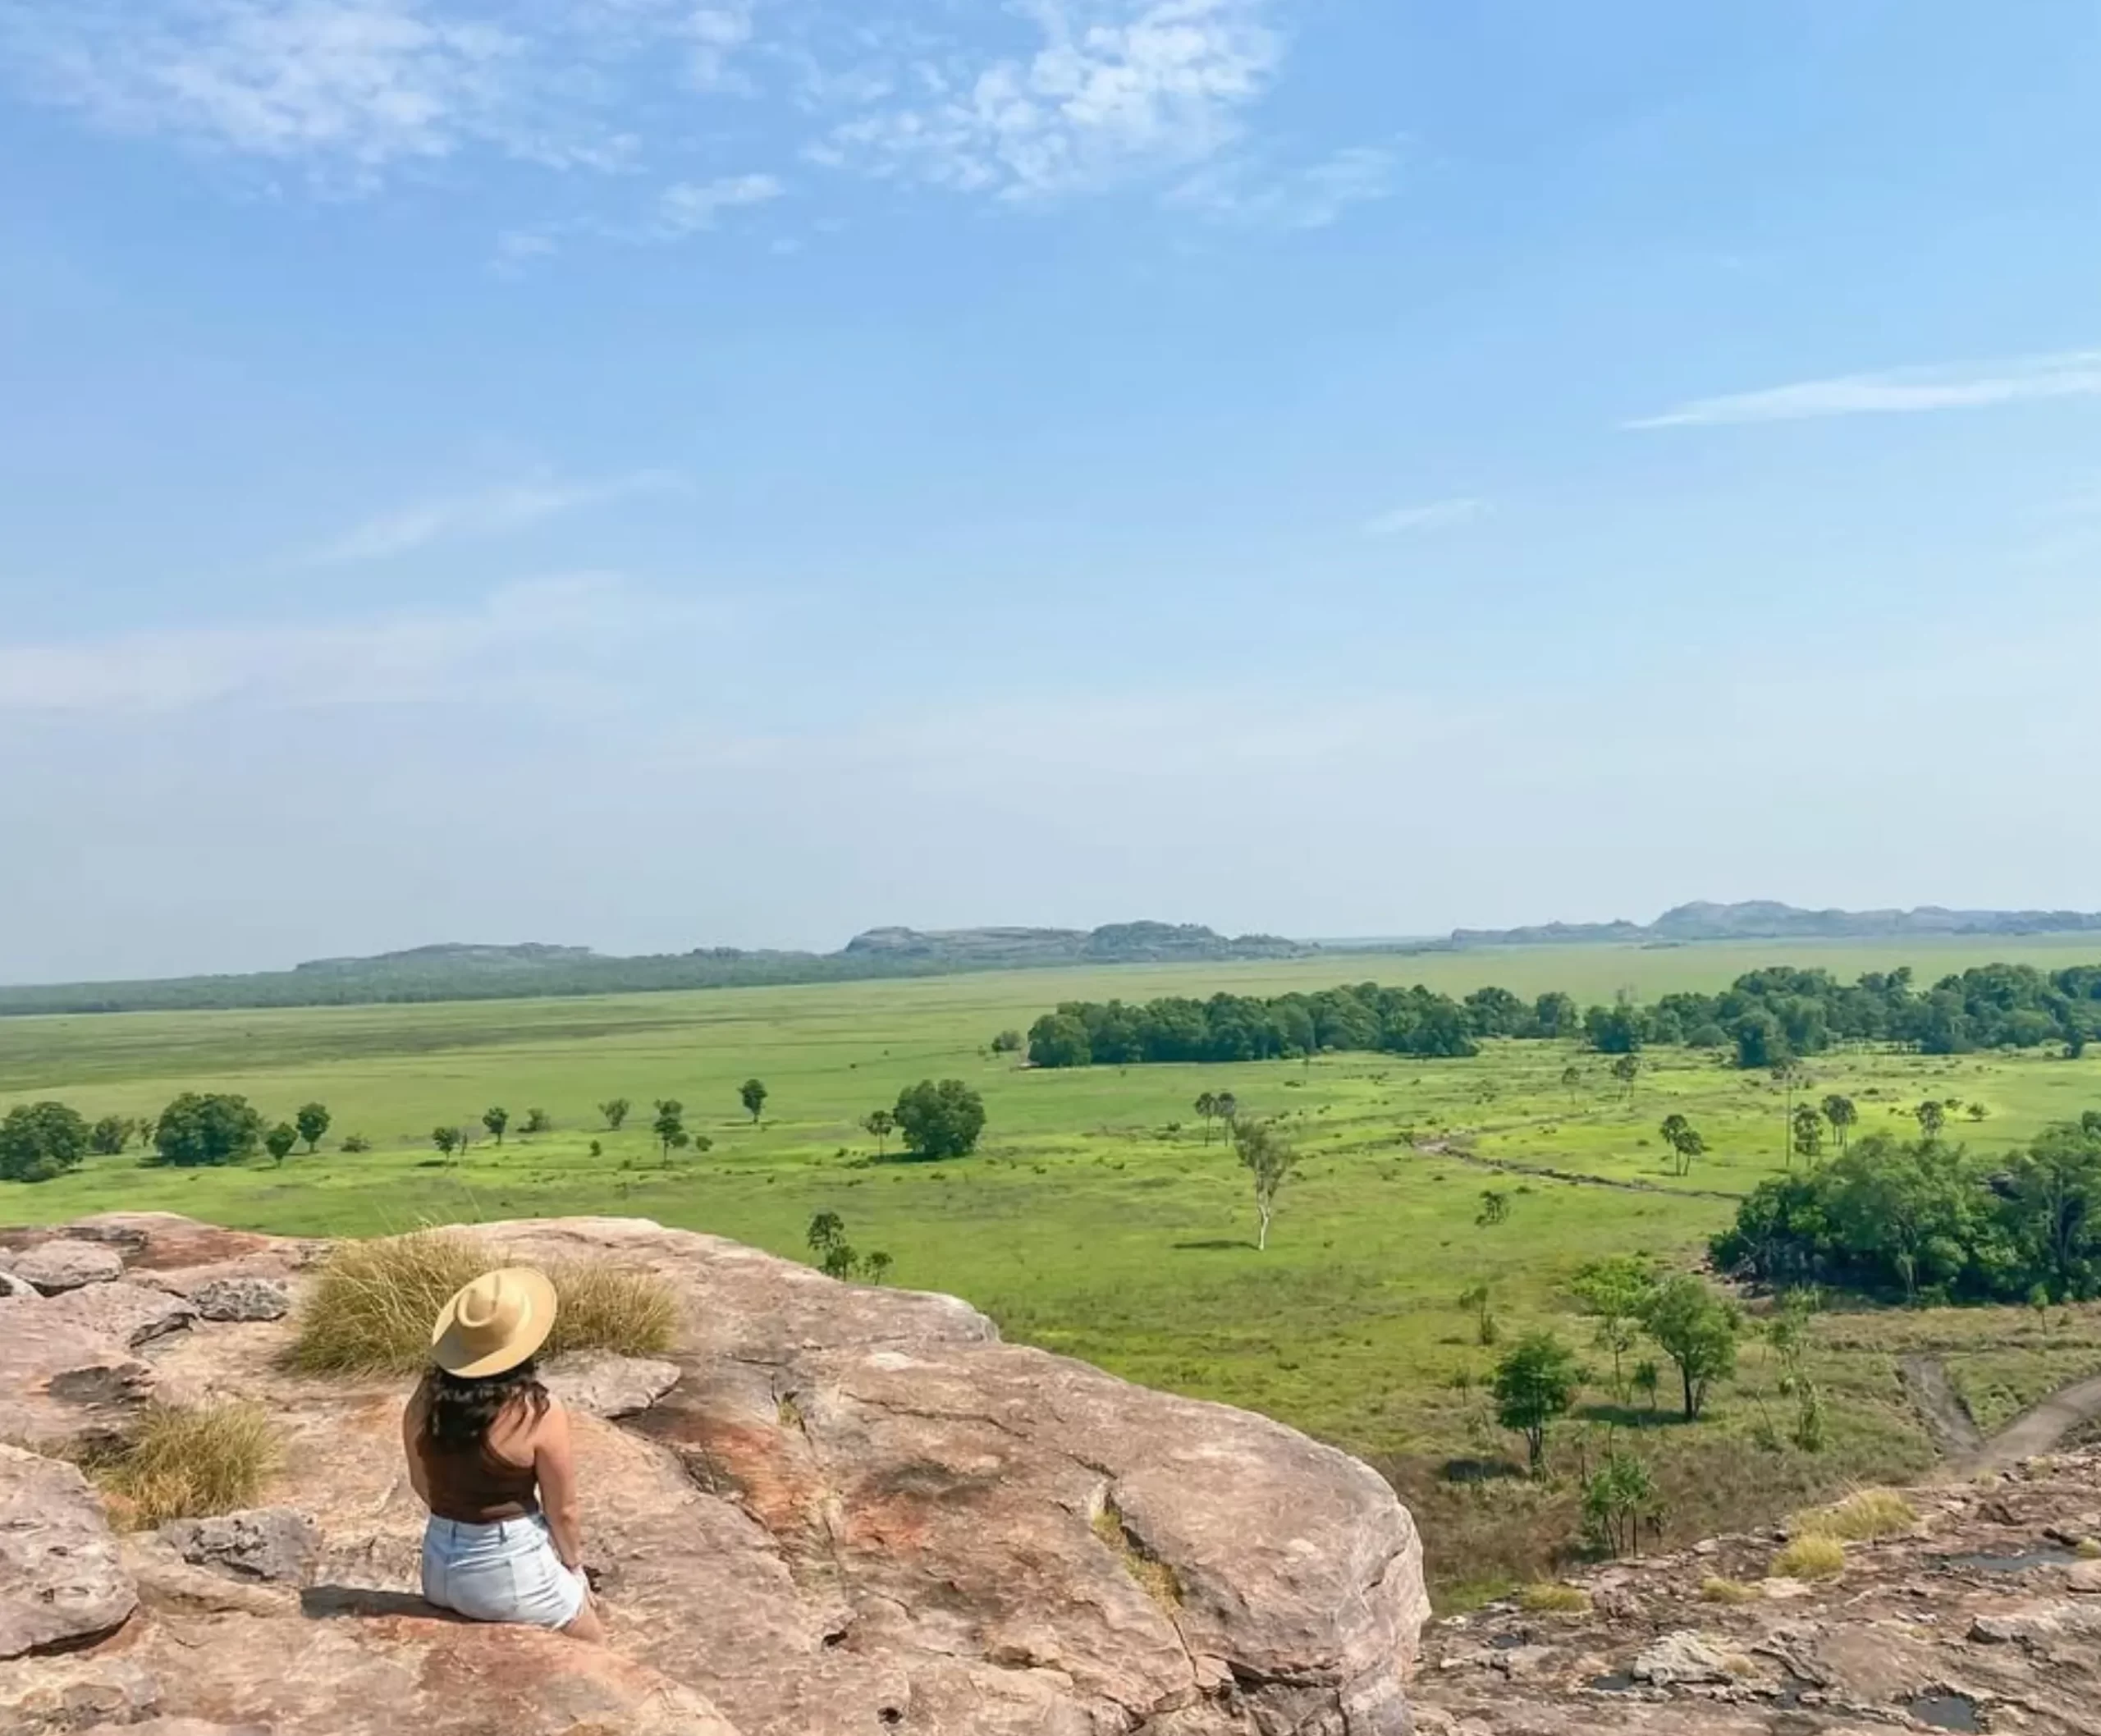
[1364,497,1483,537]
[1629,349,2101,429]
[650,172,785,238]
[809,0,1284,199]
[1172,144,1396,231]
[307,469,681,565]
[0,575,721,714]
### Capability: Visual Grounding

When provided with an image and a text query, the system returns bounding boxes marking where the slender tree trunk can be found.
[1256,1199,1270,1252]
[1682,1367,1696,1422]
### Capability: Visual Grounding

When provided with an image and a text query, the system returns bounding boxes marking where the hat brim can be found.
[430,1267,559,1378]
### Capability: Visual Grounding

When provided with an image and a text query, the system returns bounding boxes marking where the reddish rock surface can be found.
[0,1213,1428,1736]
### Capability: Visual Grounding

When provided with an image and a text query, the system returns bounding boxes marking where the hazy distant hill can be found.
[1447,900,2101,948]
[0,923,1308,1016]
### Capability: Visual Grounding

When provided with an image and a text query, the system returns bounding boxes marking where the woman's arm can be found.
[533,1401,585,1570]
[401,1377,433,1507]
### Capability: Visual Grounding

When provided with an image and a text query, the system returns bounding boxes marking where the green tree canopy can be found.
[294,1102,331,1152]
[264,1122,298,1166]
[893,1079,987,1161]
[739,1078,769,1122]
[1641,1275,1740,1420]
[151,1092,265,1168]
[1232,1118,1302,1251]
[1491,1332,1584,1473]
[0,1102,92,1183]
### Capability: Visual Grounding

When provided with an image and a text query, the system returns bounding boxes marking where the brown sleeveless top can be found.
[416,1406,541,1523]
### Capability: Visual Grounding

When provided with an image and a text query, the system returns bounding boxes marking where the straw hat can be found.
[431,1268,558,1378]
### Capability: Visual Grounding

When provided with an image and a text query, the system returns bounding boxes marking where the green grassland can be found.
[7,935,2101,1599]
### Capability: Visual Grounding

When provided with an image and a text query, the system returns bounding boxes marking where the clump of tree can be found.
[1714,1113,2101,1304]
[264,1122,299,1165]
[483,1106,510,1147]
[1659,1113,1706,1177]
[1232,1117,1301,1251]
[598,1098,631,1130]
[0,1102,92,1182]
[806,1212,893,1284]
[1027,983,1488,1067]
[652,1099,688,1160]
[151,1093,265,1168]
[522,1108,552,1134]
[892,1080,986,1160]
[990,1029,1024,1054]
[739,1079,768,1123]
[89,1114,139,1156]
[861,1109,895,1158]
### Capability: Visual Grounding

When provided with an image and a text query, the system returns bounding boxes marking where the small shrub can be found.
[1770,1534,1846,1580]
[2077,1538,2101,1561]
[1700,1577,1757,1605]
[339,1134,373,1153]
[1517,1582,1591,1614]
[95,1402,277,1527]
[1792,1488,1916,1542]
[292,1229,680,1374]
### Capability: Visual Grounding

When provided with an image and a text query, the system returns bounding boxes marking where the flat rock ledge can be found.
[0,1212,1430,1736]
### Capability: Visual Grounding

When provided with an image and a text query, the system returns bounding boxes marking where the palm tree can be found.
[1820,1094,1856,1153]
[1194,1092,1219,1144]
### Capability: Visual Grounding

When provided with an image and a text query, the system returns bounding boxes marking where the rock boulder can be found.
[0,1442,138,1659]
[0,1213,1430,1736]
[11,1239,125,1293]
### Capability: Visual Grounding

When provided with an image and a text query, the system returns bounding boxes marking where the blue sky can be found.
[4,1,2101,981]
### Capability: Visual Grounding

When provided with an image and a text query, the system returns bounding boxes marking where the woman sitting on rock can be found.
[401,1268,603,1641]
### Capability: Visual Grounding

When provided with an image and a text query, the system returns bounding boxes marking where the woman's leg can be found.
[561,1587,606,1642]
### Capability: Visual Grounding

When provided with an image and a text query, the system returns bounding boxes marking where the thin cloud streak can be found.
[1629,349,2101,428]
[1364,497,1482,536]
[0,575,721,714]
[306,469,682,565]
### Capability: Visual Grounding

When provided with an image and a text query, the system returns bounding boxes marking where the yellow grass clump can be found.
[1770,1534,1847,1580]
[1700,1577,1758,1605]
[292,1228,680,1375]
[1792,1488,1916,1542]
[1517,1582,1591,1615]
[96,1402,278,1528]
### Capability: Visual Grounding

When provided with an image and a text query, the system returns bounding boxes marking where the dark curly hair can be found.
[423,1359,550,1453]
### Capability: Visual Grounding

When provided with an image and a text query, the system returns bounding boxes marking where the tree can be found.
[1821,1094,1857,1153]
[432,1126,460,1161]
[1458,1280,1499,1346]
[599,1098,632,1130]
[1581,1446,1659,1558]
[1791,1104,1824,1164]
[1194,1091,1220,1144]
[88,1114,135,1157]
[1632,1358,1660,1416]
[652,1099,686,1160]
[522,1108,552,1134]
[990,1029,1024,1054]
[341,1134,373,1153]
[1641,1275,1740,1421]
[807,1212,892,1283]
[1659,1113,1705,1178]
[1476,1189,1510,1226]
[1571,1256,1658,1399]
[263,1122,298,1166]
[1491,1333,1583,1473]
[861,1109,895,1159]
[739,1078,769,1124]
[1214,1091,1239,1134]
[152,1093,265,1168]
[482,1106,509,1147]
[1609,1054,1642,1101]
[893,1079,987,1161]
[0,1102,92,1183]
[294,1102,331,1153]
[1916,1100,1948,1142]
[1559,1065,1584,1106]
[1534,992,1581,1039]
[1233,1117,1302,1252]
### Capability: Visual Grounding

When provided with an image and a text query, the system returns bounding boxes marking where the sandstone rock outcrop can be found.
[1413,1449,2101,1735]
[0,1213,1429,1736]
[0,1441,137,1658]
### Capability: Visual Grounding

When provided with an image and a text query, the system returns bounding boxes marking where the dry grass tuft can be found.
[1092,1497,1183,1608]
[292,1228,680,1375]
[1700,1576,1758,1605]
[94,1402,277,1528]
[2078,1538,2101,1561]
[1517,1582,1591,1615]
[1770,1533,1847,1580]
[1792,1488,1916,1543]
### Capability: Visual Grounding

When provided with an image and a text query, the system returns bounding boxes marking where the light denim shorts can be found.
[422,1514,586,1630]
